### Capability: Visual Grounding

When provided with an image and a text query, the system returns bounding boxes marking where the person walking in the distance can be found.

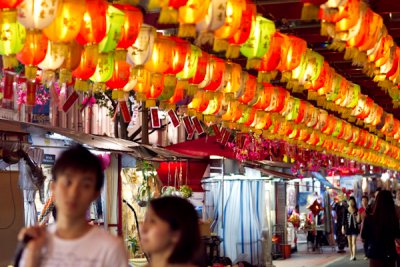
[17,145,128,267]
[362,190,400,267]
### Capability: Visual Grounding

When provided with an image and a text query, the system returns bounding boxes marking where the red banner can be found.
[3,71,14,100]
[119,101,131,123]
[26,80,37,106]
[167,109,180,128]
[62,91,79,113]
[182,116,194,140]
[191,116,204,135]
[220,129,231,146]
[212,124,222,141]
[150,107,161,128]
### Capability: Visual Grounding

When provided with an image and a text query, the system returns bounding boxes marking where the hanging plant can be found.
[179,185,192,198]
[136,160,161,207]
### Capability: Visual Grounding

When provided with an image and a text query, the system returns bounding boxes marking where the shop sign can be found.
[42,154,56,165]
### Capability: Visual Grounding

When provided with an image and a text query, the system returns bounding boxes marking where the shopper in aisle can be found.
[17,145,128,267]
[362,190,400,267]
[360,195,370,260]
[140,196,204,267]
[342,196,360,261]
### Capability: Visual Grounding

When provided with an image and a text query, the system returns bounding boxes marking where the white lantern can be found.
[38,41,65,71]
[127,24,156,67]
[17,0,60,30]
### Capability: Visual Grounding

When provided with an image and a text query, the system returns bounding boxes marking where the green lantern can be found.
[90,52,114,85]
[285,98,300,121]
[0,10,26,68]
[176,45,200,80]
[240,16,275,68]
[98,5,125,53]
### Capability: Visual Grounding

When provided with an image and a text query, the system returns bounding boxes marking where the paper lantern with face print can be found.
[43,0,86,43]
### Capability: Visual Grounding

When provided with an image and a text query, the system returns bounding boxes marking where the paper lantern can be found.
[238,73,257,105]
[114,4,143,50]
[251,111,271,130]
[196,0,228,33]
[214,0,244,38]
[307,61,329,91]
[188,90,210,113]
[0,0,23,8]
[98,5,125,53]
[75,0,107,46]
[258,32,285,78]
[203,92,223,118]
[16,30,48,80]
[106,58,131,90]
[238,107,256,127]
[222,100,241,122]
[158,0,188,25]
[127,25,156,66]
[267,87,289,112]
[203,57,225,91]
[72,44,98,80]
[277,35,307,72]
[133,67,151,99]
[38,40,65,71]
[43,0,86,43]
[188,51,209,85]
[146,73,165,106]
[90,52,114,84]
[158,75,177,102]
[226,0,255,58]
[176,45,201,80]
[299,51,324,85]
[59,40,82,83]
[240,16,275,64]
[17,0,60,30]
[144,35,174,74]
[178,0,210,38]
[253,83,272,110]
[165,37,189,75]
[166,81,185,105]
[358,11,383,52]
[223,62,242,94]
[0,10,26,68]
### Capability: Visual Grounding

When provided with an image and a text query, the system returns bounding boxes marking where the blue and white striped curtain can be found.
[204,178,265,265]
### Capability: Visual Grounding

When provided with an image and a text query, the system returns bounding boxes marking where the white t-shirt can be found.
[21,224,129,267]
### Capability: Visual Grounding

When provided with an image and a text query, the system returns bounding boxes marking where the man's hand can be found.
[17,225,47,267]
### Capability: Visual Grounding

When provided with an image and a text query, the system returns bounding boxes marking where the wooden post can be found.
[141,102,149,144]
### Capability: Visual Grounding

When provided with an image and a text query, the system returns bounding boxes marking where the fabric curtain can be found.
[204,175,265,265]
[18,160,38,226]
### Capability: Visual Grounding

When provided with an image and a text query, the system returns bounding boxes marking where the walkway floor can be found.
[273,243,367,267]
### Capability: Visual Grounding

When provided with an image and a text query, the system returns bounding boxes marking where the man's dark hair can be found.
[362,195,369,201]
[52,144,104,191]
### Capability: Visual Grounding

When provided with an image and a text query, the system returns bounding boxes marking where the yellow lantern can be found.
[223,62,242,95]
[43,0,86,43]
[178,0,210,38]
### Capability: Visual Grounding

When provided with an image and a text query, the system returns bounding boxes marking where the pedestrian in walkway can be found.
[334,200,348,253]
[140,196,204,267]
[360,195,370,260]
[342,196,360,261]
[17,144,129,267]
[361,190,400,267]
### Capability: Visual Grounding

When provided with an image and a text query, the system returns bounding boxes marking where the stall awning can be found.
[311,172,337,189]
[0,119,205,161]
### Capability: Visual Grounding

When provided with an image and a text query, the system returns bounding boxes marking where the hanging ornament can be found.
[98,4,125,53]
[59,40,82,84]
[72,44,99,91]
[114,4,143,50]
[38,40,66,82]
[177,0,210,38]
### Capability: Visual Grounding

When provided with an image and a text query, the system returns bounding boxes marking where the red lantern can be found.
[75,0,107,46]
[238,74,257,104]
[114,4,143,49]
[258,32,285,72]
[72,45,99,80]
[0,0,23,9]
[252,83,272,110]
[203,57,225,91]
[106,59,131,89]
[189,51,209,85]
[278,35,307,72]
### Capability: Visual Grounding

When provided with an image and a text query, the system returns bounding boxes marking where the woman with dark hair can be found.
[342,196,360,261]
[362,190,400,267]
[140,196,204,267]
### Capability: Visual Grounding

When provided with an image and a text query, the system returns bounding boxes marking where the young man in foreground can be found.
[18,145,128,267]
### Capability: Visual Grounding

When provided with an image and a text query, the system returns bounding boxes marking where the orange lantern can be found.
[43,0,86,43]
[203,57,225,91]
[258,32,285,81]
[114,4,143,50]
[72,45,99,90]
[358,11,383,52]
[59,40,83,83]
[177,0,210,38]
[277,35,307,72]
[16,30,48,80]
[252,83,272,110]
[223,62,242,95]
[106,59,131,91]
[189,51,210,85]
[188,90,210,113]
[75,0,107,46]
[144,35,174,74]
[226,0,256,58]
[238,73,257,105]
[0,0,23,8]
[267,87,289,113]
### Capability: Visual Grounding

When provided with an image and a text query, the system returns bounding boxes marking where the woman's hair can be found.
[149,196,202,265]
[372,190,398,240]
[348,196,357,209]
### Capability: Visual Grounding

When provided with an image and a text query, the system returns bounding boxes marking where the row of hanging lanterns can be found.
[319,0,400,101]
[1,0,400,169]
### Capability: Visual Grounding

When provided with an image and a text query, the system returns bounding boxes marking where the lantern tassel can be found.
[213,38,229,52]
[146,99,156,107]
[258,71,278,83]
[25,66,38,81]
[135,92,146,102]
[353,51,368,67]
[307,90,318,101]
[2,55,18,69]
[246,58,261,70]
[178,24,197,38]
[74,79,90,91]
[301,3,320,21]
[187,84,198,96]
[328,41,346,52]
[344,47,358,61]
[114,50,128,62]
[158,7,178,24]
[226,45,241,59]
[59,69,72,84]
[164,75,177,88]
